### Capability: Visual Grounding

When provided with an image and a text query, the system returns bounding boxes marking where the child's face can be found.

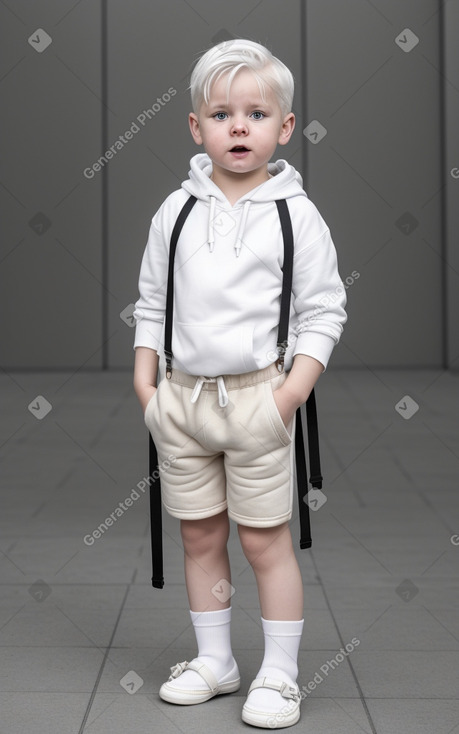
[189,69,294,180]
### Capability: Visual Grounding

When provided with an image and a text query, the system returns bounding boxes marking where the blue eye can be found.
[214,112,228,120]
[251,111,265,120]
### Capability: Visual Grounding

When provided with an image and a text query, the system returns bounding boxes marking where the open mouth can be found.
[230,145,250,152]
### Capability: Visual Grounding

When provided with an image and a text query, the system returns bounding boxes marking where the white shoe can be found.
[242,676,301,729]
[159,659,240,705]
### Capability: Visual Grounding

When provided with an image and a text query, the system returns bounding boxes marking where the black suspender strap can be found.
[149,195,197,588]
[275,199,322,550]
[164,195,198,378]
[148,194,322,587]
[275,199,294,372]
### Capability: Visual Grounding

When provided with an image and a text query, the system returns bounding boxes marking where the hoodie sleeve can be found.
[290,206,347,372]
[132,209,169,352]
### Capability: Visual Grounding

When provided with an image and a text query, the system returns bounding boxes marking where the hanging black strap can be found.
[149,433,163,588]
[294,408,312,548]
[149,194,323,587]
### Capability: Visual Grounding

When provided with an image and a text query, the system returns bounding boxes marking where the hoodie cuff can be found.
[133,319,163,351]
[292,332,336,372]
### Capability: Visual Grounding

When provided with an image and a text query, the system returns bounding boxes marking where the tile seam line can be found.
[310,551,378,734]
[77,580,131,733]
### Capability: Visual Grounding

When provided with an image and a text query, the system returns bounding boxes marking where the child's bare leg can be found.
[237,521,303,619]
[158,509,239,702]
[181,509,231,611]
[238,521,304,722]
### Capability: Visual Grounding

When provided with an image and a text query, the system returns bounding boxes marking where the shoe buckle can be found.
[279,682,300,701]
[169,660,189,679]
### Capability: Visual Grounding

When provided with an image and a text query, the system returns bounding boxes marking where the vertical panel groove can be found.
[301,0,308,191]
[439,0,448,369]
[101,0,108,370]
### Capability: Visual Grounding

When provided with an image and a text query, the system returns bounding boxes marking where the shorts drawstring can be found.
[190,375,229,407]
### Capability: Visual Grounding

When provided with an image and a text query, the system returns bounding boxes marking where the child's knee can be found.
[238,523,290,568]
[180,511,229,556]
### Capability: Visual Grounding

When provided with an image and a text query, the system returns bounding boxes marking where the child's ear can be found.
[278,112,295,146]
[189,113,203,145]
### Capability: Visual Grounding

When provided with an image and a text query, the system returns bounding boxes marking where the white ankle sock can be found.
[190,606,235,673]
[247,617,304,713]
[166,607,236,691]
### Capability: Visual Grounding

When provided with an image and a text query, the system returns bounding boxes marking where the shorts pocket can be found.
[143,381,162,426]
[264,374,293,447]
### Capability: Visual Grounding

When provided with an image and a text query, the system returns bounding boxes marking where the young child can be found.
[133,39,347,729]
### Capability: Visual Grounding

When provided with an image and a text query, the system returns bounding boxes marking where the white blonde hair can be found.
[189,38,294,117]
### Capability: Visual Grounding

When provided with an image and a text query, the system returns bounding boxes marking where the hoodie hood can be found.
[181,153,308,257]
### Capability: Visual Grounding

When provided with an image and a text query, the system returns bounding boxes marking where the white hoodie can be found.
[133,153,347,377]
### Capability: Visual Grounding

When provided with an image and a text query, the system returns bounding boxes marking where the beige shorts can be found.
[144,363,296,527]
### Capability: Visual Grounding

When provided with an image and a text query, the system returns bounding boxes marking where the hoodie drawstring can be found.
[208,195,216,252]
[190,375,229,407]
[207,196,251,257]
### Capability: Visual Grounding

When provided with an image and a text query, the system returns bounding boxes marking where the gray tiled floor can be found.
[1,368,458,733]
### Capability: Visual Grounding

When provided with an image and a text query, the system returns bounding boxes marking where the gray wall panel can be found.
[0,1,103,369]
[305,0,443,368]
[444,0,459,369]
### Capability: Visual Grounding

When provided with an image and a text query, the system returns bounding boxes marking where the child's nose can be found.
[231,118,248,134]
[231,114,247,134]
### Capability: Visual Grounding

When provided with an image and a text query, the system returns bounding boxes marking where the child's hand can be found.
[133,347,159,415]
[272,385,300,429]
[273,355,324,427]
